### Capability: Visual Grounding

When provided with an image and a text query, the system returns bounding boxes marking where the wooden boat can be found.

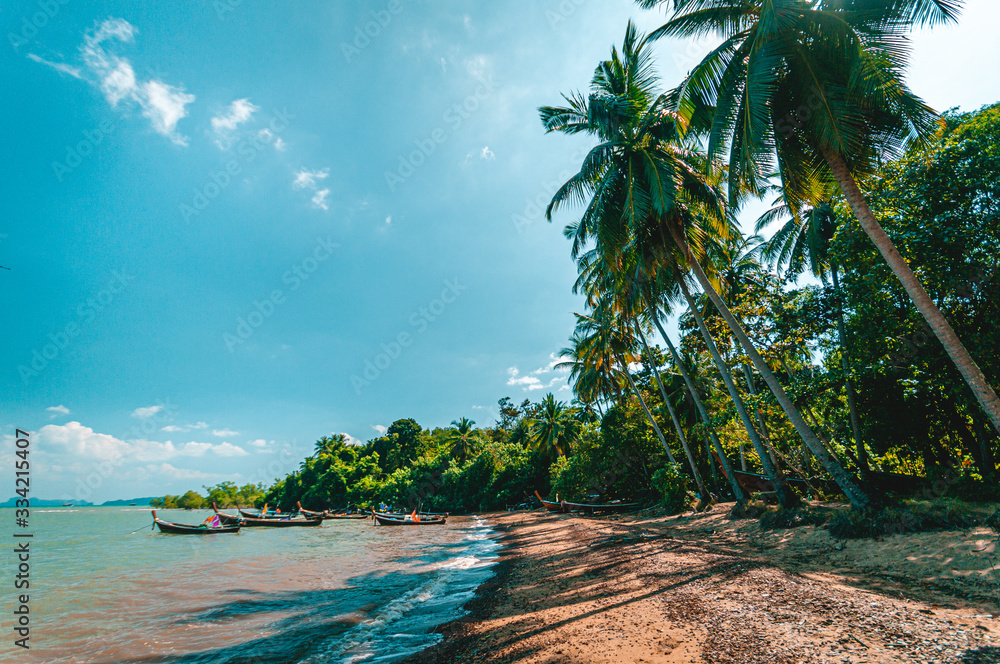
[212,503,322,527]
[296,501,369,520]
[237,507,298,519]
[371,509,447,526]
[534,490,566,513]
[560,500,641,515]
[732,469,809,494]
[152,510,241,534]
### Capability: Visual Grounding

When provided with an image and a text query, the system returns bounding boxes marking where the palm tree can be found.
[643,0,1000,436]
[315,433,347,457]
[757,188,868,472]
[448,417,478,464]
[540,24,818,505]
[528,394,582,457]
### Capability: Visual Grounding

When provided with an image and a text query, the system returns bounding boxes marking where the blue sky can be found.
[3,0,999,502]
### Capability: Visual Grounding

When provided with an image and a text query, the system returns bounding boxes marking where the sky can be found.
[3,0,999,503]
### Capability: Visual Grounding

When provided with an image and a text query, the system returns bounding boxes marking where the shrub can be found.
[652,463,690,515]
[827,499,981,539]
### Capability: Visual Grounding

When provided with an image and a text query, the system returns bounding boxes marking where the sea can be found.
[1,507,500,663]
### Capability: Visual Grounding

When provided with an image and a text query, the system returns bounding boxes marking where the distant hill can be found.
[100,497,157,506]
[0,497,94,507]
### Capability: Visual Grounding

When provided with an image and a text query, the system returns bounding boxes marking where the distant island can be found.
[0,497,156,508]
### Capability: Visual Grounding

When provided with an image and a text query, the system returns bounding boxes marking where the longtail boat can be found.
[371,509,446,526]
[212,503,322,527]
[560,500,641,515]
[152,510,241,534]
[237,506,298,519]
[731,469,810,494]
[534,490,566,513]
[296,501,369,520]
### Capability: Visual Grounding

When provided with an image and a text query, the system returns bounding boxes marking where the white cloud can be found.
[46,405,71,418]
[211,98,257,133]
[131,405,163,419]
[292,168,329,190]
[38,422,129,461]
[507,357,570,393]
[506,367,543,391]
[210,98,259,148]
[212,442,249,457]
[248,438,271,448]
[27,53,83,78]
[372,424,387,435]
[80,18,195,145]
[340,432,362,446]
[273,137,287,151]
[480,146,495,160]
[311,189,330,210]
[211,428,239,437]
[161,421,208,432]
[385,215,392,225]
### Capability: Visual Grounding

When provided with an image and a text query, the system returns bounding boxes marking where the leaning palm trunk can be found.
[831,265,868,474]
[741,364,779,469]
[823,149,1000,436]
[678,279,801,509]
[647,306,746,503]
[635,319,708,499]
[674,233,870,509]
[617,355,677,465]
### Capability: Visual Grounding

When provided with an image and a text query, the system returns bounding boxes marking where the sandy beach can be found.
[407,508,1000,664]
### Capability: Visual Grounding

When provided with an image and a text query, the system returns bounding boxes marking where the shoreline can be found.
[406,507,999,663]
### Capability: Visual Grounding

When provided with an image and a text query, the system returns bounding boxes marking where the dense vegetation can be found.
[159,1,998,522]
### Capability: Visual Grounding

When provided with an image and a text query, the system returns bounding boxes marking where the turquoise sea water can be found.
[1,507,498,663]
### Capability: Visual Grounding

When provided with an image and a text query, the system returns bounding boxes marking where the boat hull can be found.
[372,512,446,526]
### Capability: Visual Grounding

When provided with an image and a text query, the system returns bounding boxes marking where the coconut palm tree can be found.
[528,394,582,458]
[642,0,1000,435]
[448,417,479,464]
[540,21,865,506]
[315,433,347,457]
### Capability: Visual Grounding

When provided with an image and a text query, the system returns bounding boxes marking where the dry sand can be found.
[406,507,1000,664]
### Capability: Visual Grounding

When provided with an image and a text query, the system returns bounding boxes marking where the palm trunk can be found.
[831,265,868,474]
[675,242,870,509]
[678,278,801,508]
[618,355,677,465]
[635,318,708,498]
[823,148,1000,435]
[647,304,746,502]
[741,364,779,468]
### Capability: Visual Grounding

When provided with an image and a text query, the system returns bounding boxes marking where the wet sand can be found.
[405,508,1000,663]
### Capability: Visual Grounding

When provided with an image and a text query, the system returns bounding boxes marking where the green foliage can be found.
[651,463,689,515]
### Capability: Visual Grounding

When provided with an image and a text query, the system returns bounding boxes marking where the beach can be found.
[407,508,1000,664]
